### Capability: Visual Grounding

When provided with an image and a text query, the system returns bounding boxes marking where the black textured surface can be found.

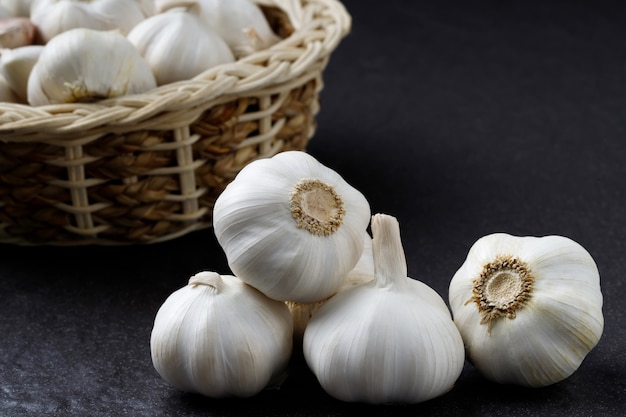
[1,1,625,416]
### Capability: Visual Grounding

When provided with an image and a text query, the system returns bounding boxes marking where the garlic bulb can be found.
[0,45,44,102]
[213,151,371,304]
[303,214,465,404]
[0,17,36,49]
[27,28,157,106]
[194,0,281,58]
[448,233,604,387]
[150,271,293,398]
[0,0,32,16]
[286,232,374,340]
[127,0,235,86]
[30,0,151,43]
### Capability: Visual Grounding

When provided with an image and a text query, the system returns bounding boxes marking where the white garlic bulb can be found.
[448,233,604,387]
[27,28,157,106]
[213,151,371,304]
[0,0,33,16]
[127,0,235,86]
[30,0,150,42]
[150,271,293,398]
[194,0,281,58]
[0,17,36,49]
[0,45,44,103]
[303,214,465,404]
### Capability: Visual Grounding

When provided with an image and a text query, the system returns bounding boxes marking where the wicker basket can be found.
[0,0,351,245]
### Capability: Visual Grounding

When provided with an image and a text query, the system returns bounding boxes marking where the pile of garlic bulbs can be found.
[150,150,604,404]
[0,0,280,105]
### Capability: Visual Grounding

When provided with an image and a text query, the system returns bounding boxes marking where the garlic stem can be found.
[188,271,225,292]
[371,213,408,289]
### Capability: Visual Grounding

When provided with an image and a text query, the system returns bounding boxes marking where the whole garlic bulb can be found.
[213,151,371,304]
[27,28,157,106]
[30,0,151,42]
[150,271,293,398]
[448,233,604,387]
[127,0,235,86]
[303,214,465,404]
[194,0,281,58]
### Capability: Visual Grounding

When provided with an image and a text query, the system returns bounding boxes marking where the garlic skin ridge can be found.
[213,151,371,304]
[303,214,465,405]
[448,233,604,387]
[150,271,293,398]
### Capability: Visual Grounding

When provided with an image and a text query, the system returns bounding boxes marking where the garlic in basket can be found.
[0,17,36,49]
[213,151,371,304]
[0,0,32,17]
[151,271,293,398]
[0,45,44,103]
[30,0,152,43]
[0,72,18,102]
[303,214,465,404]
[127,0,235,86]
[194,0,281,58]
[448,233,604,387]
[27,28,157,106]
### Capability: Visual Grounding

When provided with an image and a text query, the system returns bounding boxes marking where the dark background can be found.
[1,0,625,415]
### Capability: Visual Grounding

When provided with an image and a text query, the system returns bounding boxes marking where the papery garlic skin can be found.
[213,151,371,304]
[27,28,156,106]
[303,214,465,404]
[151,271,293,398]
[30,0,150,42]
[287,232,374,340]
[195,0,281,58]
[448,233,604,387]
[127,1,235,86]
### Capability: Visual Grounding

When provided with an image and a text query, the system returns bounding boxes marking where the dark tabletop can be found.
[1,1,625,416]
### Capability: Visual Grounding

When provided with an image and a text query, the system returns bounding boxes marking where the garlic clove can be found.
[213,151,371,304]
[27,28,157,106]
[127,1,235,86]
[303,214,465,404]
[449,233,604,387]
[151,271,293,398]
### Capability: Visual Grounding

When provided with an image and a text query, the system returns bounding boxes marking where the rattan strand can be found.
[0,0,351,245]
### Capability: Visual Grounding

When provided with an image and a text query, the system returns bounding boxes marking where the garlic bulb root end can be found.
[466,254,535,334]
[290,178,345,236]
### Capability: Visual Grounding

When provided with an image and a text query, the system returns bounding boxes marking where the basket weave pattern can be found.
[0,0,351,245]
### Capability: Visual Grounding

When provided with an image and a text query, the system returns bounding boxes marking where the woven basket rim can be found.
[0,0,351,139]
